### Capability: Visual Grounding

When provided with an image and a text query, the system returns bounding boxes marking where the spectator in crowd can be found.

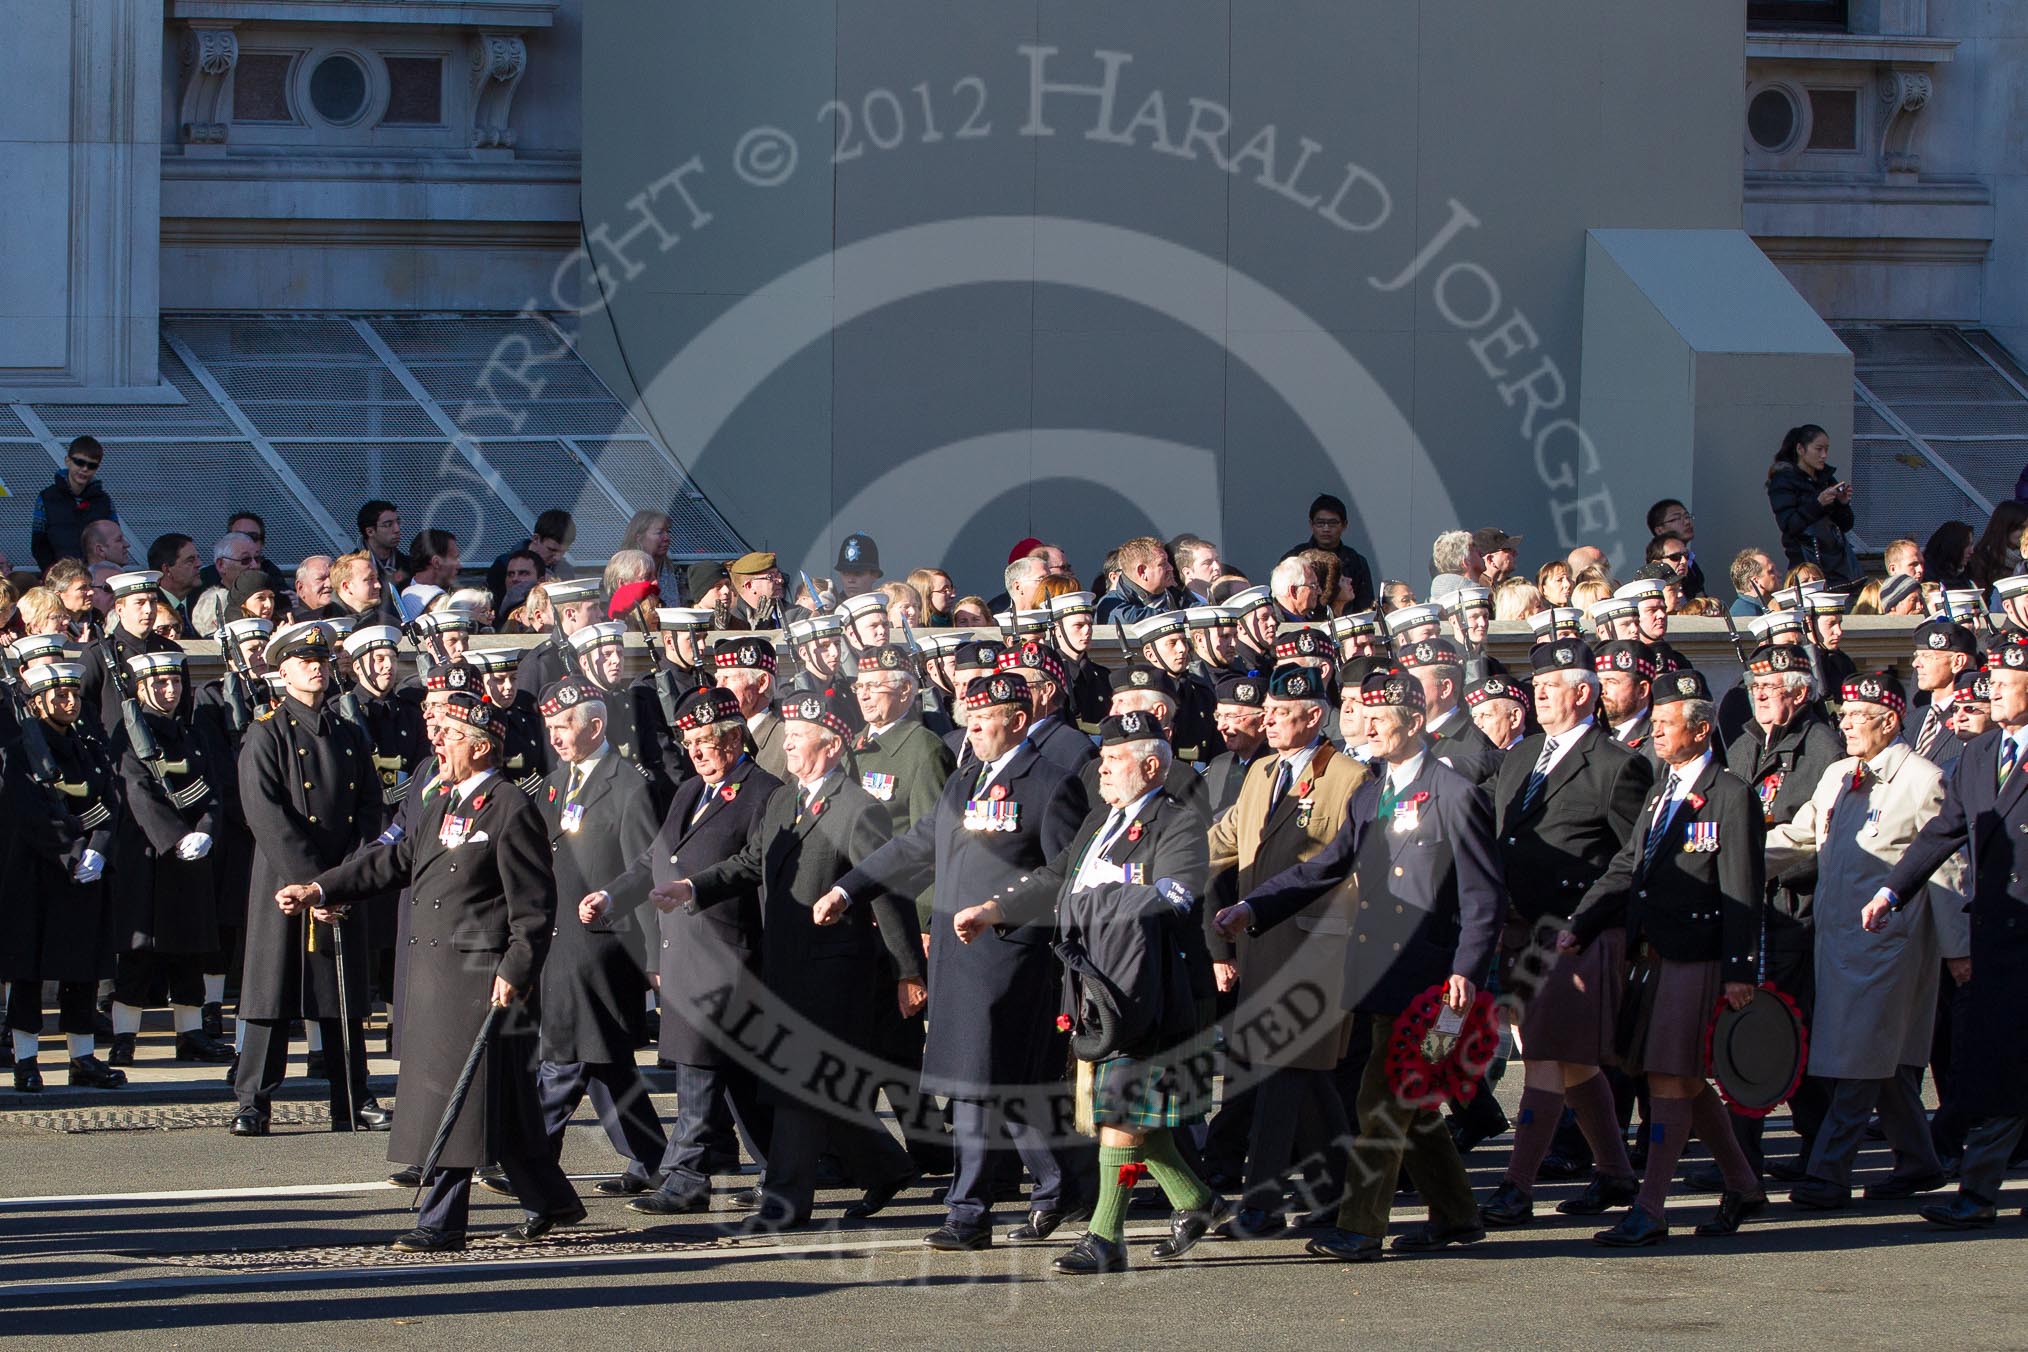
[17,584,69,637]
[1430,530,1471,596]
[80,520,129,568]
[320,551,383,622]
[949,595,992,627]
[1647,500,1704,599]
[496,549,544,621]
[197,513,276,590]
[1536,558,1573,607]
[1004,555,1051,613]
[407,529,461,593]
[880,580,923,632]
[226,569,281,623]
[1492,577,1541,622]
[1782,563,1827,593]
[148,533,203,638]
[87,563,119,618]
[30,435,118,570]
[1883,538,1924,583]
[1767,424,1858,585]
[1969,501,2028,590]
[1570,573,1612,613]
[1730,548,1779,618]
[356,499,405,598]
[1378,579,1415,612]
[292,555,334,619]
[193,533,261,634]
[906,567,956,626]
[686,561,729,616]
[1282,493,1375,612]
[602,549,656,600]
[0,576,23,641]
[1923,520,1975,592]
[1646,533,1692,589]
[486,508,576,602]
[1469,527,1522,587]
[1172,535,1225,603]
[1269,555,1324,624]
[45,559,94,634]
[1093,536,1176,625]
[620,509,679,598]
[1566,543,1608,579]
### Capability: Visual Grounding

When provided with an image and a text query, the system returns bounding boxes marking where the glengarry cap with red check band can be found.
[1464,673,1528,709]
[1359,667,1426,711]
[1840,672,1905,716]
[537,679,594,717]
[674,686,742,731]
[964,672,1029,710]
[439,689,502,740]
[780,689,855,738]
[712,637,777,675]
[998,639,1067,688]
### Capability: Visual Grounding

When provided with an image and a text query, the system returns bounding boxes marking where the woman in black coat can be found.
[1765,423,1859,585]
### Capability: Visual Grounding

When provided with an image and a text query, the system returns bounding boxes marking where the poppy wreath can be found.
[1384,982,1501,1109]
[1702,980,1810,1117]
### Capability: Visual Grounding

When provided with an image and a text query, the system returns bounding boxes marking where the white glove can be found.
[73,848,105,884]
[175,832,213,861]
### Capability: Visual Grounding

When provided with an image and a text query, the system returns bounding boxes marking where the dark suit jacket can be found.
[536,750,659,1064]
[842,742,1086,1093]
[1885,726,2028,1115]
[609,755,779,1068]
[316,770,555,1168]
[1493,722,1652,925]
[1725,711,1841,931]
[1426,706,1503,787]
[1243,751,1505,1015]
[1568,753,1764,983]
[688,770,922,1051]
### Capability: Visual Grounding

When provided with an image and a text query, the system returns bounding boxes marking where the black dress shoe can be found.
[389,1165,423,1187]
[728,1185,765,1211]
[1151,1197,1231,1260]
[476,1166,514,1196]
[202,1002,224,1040]
[1391,1220,1487,1253]
[1593,1207,1669,1247]
[1694,1190,1767,1237]
[13,1059,42,1093]
[353,1101,394,1132]
[230,1109,269,1137]
[1764,1156,1808,1184]
[107,1032,136,1067]
[1005,1209,1069,1243]
[1788,1178,1850,1211]
[1051,1232,1128,1275]
[499,1204,588,1244]
[923,1224,992,1251]
[1864,1171,1948,1201]
[1480,1180,1534,1227]
[1557,1173,1640,1216]
[175,1030,236,1064]
[1214,1206,1287,1239]
[629,1190,710,1216]
[390,1227,465,1253]
[595,1175,651,1196]
[68,1055,126,1089]
[1304,1227,1383,1263]
[1448,1109,1511,1154]
[0,1041,12,1071]
[1537,1152,1588,1181]
[223,1054,238,1085]
[843,1171,916,1220]
[1920,1195,1997,1230]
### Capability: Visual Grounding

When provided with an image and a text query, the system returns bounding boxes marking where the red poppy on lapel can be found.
[471,794,487,813]
[1687,792,1705,811]
[546,786,557,802]
[989,783,1009,801]
[720,782,739,802]
[1126,821,1143,843]
[1409,791,1430,807]
[1850,765,1869,793]
[1295,779,1313,798]
[810,796,826,817]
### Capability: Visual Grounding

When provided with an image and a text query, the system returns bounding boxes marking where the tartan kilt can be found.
[1081,1047,1211,1133]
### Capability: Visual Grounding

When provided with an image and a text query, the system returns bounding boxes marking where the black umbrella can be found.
[411,1003,505,1210]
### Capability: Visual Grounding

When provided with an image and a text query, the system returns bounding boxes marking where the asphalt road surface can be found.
[1,1092,2022,1351]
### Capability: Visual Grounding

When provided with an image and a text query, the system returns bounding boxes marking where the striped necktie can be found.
[1643,771,1681,862]
[1520,737,1555,814]
[2001,736,2020,791]
[1915,703,1944,759]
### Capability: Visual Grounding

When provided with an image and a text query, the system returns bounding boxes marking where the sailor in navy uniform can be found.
[1229,585,1279,679]
[1049,591,1111,734]
[569,621,682,813]
[1125,611,1222,765]
[514,577,604,698]
[469,648,549,797]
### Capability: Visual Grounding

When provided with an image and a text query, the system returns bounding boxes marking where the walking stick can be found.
[412,1003,506,1210]
[330,917,359,1132]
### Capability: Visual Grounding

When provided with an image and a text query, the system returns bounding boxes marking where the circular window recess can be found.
[1748,87,1800,152]
[308,53,369,125]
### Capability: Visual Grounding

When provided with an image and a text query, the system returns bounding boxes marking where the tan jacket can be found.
[1208,740,1369,1070]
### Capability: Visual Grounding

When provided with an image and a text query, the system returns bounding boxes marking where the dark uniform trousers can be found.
[5,981,96,1036]
[234,1016,370,1124]
[1244,1067,1351,1214]
[945,1097,1067,1230]
[1959,1115,2028,1206]
[1807,1065,1939,1188]
[537,1059,668,1185]
[419,1149,580,1236]
[654,1060,772,1197]
[1338,1015,1477,1238]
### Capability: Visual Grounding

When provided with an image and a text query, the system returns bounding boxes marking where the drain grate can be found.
[12,1101,343,1134]
[153,1227,730,1271]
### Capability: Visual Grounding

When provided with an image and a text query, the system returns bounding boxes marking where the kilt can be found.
[1081,1053,1208,1133]
[1514,926,1626,1067]
[1614,951,1720,1079]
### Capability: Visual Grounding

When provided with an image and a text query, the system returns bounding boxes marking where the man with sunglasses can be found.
[31,436,121,571]
[1646,499,1704,601]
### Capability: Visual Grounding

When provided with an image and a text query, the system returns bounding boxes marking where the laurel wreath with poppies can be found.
[1384,983,1501,1108]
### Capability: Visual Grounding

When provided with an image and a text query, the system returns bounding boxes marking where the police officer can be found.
[231,621,385,1137]
[107,650,235,1067]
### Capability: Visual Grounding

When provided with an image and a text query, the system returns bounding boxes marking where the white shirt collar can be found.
[1277,737,1324,780]
[1386,748,1428,793]
[1658,749,1713,794]
[866,719,900,740]
[568,745,606,780]
[798,765,841,798]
